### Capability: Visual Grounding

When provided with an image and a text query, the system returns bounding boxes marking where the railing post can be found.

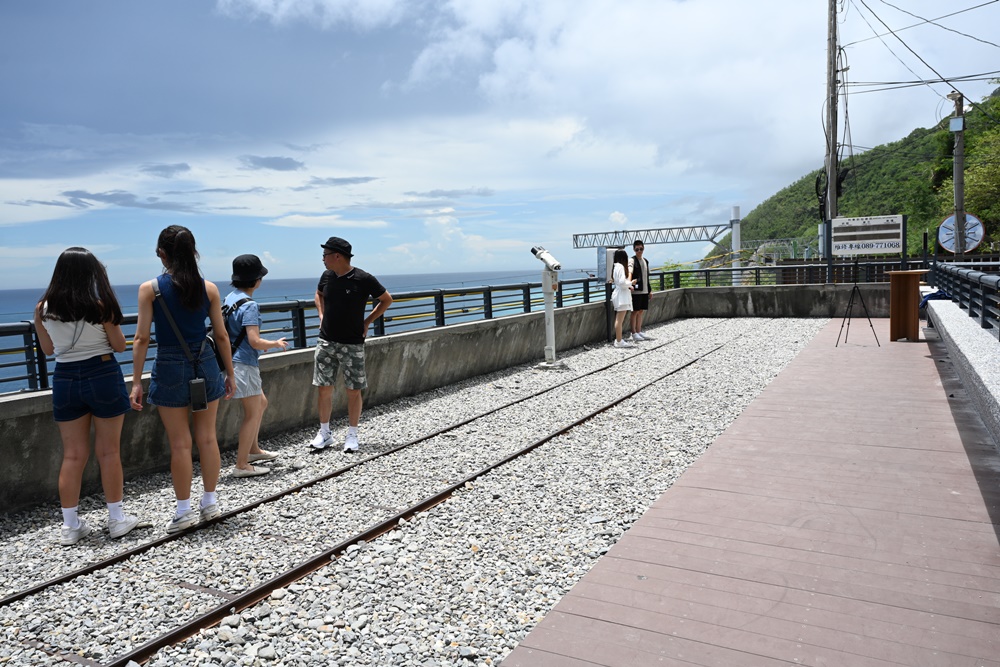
[659,274,665,291]
[672,272,681,289]
[435,291,446,326]
[755,268,761,285]
[522,285,531,313]
[484,288,493,319]
[980,275,991,329]
[24,324,43,391]
[582,281,590,304]
[292,305,308,349]
[556,282,563,308]
[374,313,386,337]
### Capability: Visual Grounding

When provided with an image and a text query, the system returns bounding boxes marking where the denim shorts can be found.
[148,344,225,408]
[52,354,131,422]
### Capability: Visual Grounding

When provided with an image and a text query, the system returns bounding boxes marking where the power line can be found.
[847,0,946,100]
[842,1,999,47]
[877,0,1000,49]
[846,76,1000,95]
[847,69,1000,86]
[853,0,1000,125]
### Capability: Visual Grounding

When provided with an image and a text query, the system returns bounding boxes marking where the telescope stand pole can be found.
[538,269,567,370]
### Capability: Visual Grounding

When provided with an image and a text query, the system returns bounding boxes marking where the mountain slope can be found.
[723,86,1000,261]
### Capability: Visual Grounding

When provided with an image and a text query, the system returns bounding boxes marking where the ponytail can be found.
[157,225,204,311]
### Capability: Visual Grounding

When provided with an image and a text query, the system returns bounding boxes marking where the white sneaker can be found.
[311,429,334,449]
[166,509,199,534]
[200,503,221,522]
[109,514,140,539]
[343,432,359,453]
[60,519,92,546]
[614,339,635,348]
[633,332,646,341]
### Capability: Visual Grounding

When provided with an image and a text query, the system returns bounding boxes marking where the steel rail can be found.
[0,321,727,609]
[105,340,730,667]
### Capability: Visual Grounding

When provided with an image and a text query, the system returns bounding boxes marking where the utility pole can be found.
[947,91,966,257]
[825,0,839,225]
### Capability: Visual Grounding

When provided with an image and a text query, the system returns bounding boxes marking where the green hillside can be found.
[715,86,1000,263]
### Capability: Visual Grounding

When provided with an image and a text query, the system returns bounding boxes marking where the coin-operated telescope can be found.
[531,246,567,369]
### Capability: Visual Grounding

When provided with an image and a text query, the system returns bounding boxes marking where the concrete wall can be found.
[925,299,1000,453]
[0,282,885,511]
[681,283,890,318]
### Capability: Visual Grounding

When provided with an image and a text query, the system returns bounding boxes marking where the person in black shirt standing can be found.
[628,239,652,341]
[310,237,393,453]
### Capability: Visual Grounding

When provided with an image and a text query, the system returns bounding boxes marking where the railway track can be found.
[1,318,786,666]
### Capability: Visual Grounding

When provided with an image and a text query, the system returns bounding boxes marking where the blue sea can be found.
[1,267,596,393]
[0,269,581,324]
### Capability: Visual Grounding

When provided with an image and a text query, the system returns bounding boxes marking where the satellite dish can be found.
[938,213,984,253]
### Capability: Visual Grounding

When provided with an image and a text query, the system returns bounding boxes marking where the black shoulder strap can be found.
[152,281,206,367]
[223,297,252,352]
[221,297,251,319]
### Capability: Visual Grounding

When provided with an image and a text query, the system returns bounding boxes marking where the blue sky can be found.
[2,0,998,289]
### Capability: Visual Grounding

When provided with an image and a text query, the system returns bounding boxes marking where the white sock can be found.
[61,506,80,529]
[320,422,331,434]
[107,501,125,522]
[201,491,217,508]
[347,426,358,437]
[176,498,191,517]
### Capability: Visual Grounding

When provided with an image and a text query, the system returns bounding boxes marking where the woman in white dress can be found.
[610,249,635,348]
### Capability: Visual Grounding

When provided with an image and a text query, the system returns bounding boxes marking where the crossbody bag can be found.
[151,282,210,411]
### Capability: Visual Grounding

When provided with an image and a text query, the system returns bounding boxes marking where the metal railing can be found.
[0,260,927,394]
[931,261,1000,336]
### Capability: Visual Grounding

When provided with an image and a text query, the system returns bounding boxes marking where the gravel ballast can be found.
[0,317,826,666]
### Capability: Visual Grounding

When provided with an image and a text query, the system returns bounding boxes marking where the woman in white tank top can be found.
[34,248,143,545]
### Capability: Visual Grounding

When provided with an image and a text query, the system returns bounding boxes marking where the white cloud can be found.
[263,214,390,228]
[609,211,628,226]
[0,243,119,259]
[216,0,411,29]
[384,212,527,271]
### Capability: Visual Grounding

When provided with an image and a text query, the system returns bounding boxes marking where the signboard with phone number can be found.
[831,215,904,257]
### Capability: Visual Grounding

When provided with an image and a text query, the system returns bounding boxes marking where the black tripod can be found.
[836,259,880,347]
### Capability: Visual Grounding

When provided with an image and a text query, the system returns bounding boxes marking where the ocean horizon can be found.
[0,268,594,324]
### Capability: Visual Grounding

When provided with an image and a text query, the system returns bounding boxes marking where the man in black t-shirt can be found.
[310,236,393,453]
[628,239,652,341]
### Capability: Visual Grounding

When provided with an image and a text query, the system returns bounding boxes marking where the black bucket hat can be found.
[232,254,269,282]
[321,236,353,258]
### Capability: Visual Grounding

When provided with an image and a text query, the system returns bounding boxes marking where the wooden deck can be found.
[503,318,1000,667]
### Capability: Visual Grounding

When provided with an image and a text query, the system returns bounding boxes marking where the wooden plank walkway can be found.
[503,318,1000,667]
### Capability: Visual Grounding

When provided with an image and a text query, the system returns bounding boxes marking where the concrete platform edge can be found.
[927,299,1000,455]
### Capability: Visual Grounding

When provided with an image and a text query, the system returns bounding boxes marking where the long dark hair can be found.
[38,247,123,325]
[157,225,204,311]
[613,249,629,273]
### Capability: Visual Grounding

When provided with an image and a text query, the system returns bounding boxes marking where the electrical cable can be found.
[876,0,1000,49]
[847,0,946,101]
[842,1,999,47]
[847,69,1000,86]
[846,77,1000,94]
[855,0,1000,125]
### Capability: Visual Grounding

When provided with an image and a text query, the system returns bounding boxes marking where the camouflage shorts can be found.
[313,339,367,390]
